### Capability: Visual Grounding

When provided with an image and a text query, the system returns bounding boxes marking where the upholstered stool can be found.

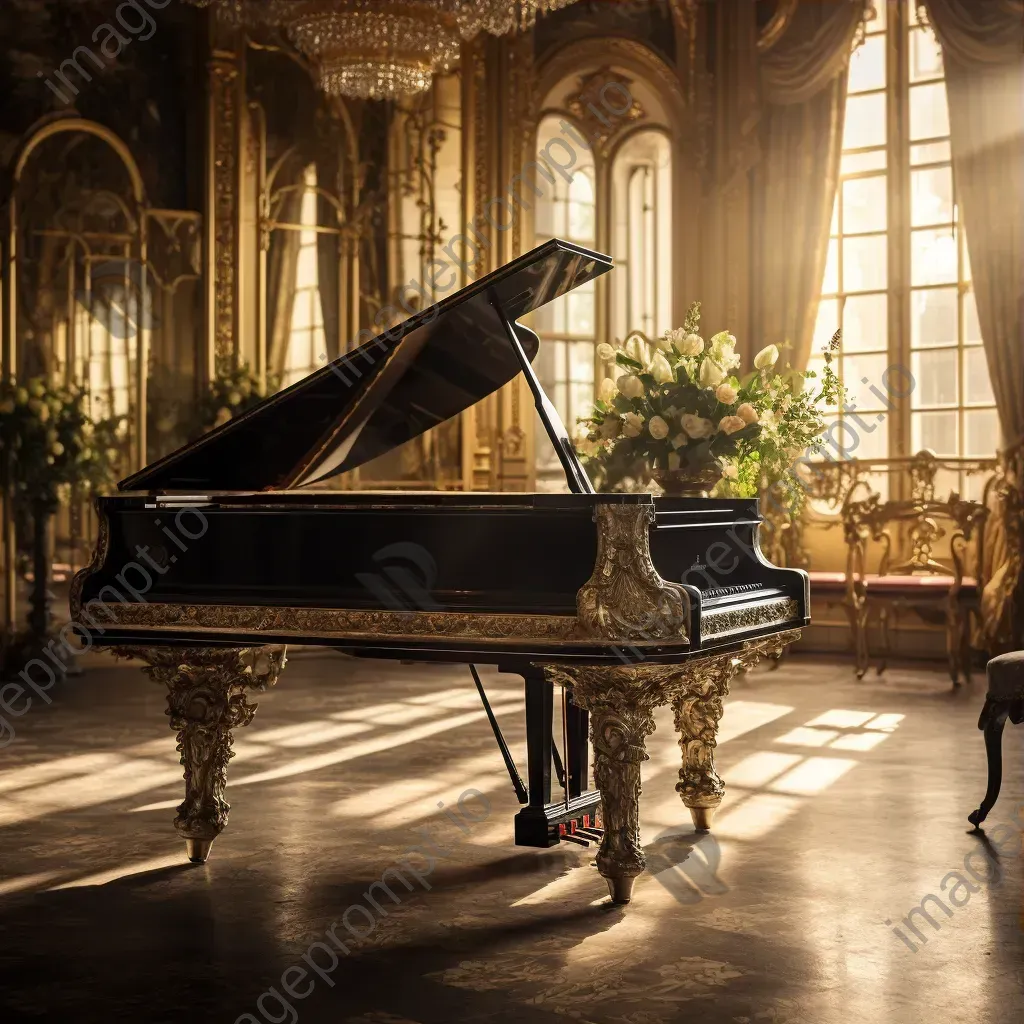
[968,651,1024,827]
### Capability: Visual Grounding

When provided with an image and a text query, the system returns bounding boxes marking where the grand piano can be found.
[70,239,807,903]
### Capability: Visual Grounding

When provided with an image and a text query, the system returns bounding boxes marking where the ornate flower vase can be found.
[650,465,724,498]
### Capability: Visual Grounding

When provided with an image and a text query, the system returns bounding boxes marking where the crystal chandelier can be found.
[185,1,579,100]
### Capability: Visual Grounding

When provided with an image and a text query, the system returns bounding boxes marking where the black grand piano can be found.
[70,239,808,903]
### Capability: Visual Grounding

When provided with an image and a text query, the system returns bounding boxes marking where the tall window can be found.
[810,1,997,494]
[284,165,326,389]
[532,116,597,487]
[611,130,673,342]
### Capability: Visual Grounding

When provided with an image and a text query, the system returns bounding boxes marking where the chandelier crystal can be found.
[185,0,580,100]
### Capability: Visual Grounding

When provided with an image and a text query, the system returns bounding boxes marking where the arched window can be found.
[283,165,327,389]
[532,115,597,487]
[611,129,672,342]
[811,1,997,496]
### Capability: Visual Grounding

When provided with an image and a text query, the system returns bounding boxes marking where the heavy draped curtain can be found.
[754,0,867,370]
[924,0,1024,649]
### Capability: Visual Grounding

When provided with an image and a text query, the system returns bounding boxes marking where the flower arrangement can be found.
[576,302,843,511]
[0,377,122,512]
[195,358,278,435]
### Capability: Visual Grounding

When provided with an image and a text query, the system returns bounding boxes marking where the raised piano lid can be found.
[120,239,613,493]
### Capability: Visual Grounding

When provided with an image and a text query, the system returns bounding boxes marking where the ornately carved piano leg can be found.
[673,684,727,832]
[125,646,287,863]
[548,666,659,905]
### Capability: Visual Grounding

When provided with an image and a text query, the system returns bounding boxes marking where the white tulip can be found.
[698,358,726,388]
[654,332,675,352]
[597,342,616,361]
[598,377,616,403]
[625,337,645,363]
[754,343,780,370]
[617,374,645,400]
[622,411,644,437]
[715,382,738,405]
[649,352,674,385]
[648,415,670,440]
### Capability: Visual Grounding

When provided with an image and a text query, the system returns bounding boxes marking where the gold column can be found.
[204,16,245,382]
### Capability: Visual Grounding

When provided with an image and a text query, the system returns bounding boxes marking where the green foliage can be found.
[0,377,122,512]
[194,358,279,437]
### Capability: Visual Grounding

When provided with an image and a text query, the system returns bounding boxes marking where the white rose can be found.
[617,374,645,400]
[648,415,670,440]
[622,411,644,438]
[718,415,746,435]
[722,464,739,480]
[679,333,704,356]
[698,358,726,388]
[600,415,622,439]
[737,402,759,425]
[710,332,740,370]
[715,382,738,405]
[597,342,616,361]
[681,413,713,439]
[754,343,780,370]
[598,377,616,403]
[649,352,674,385]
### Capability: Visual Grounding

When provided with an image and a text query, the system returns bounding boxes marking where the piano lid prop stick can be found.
[469,664,529,805]
[493,301,595,495]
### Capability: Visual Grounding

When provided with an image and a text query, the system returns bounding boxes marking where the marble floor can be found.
[0,651,1021,1024]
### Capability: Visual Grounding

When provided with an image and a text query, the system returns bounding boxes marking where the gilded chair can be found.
[842,491,988,685]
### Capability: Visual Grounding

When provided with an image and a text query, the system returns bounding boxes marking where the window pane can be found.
[822,237,839,294]
[567,291,594,335]
[849,34,886,93]
[841,150,887,174]
[963,290,982,343]
[843,352,890,410]
[865,1,886,32]
[964,347,995,405]
[291,291,313,330]
[569,340,595,381]
[964,409,1000,456]
[812,297,840,356]
[911,287,957,348]
[843,235,887,292]
[911,166,953,226]
[912,348,959,407]
[911,228,958,285]
[911,140,951,166]
[910,27,944,83]
[823,414,888,460]
[843,293,887,353]
[843,93,886,149]
[843,174,887,233]
[912,411,958,455]
[910,82,950,140]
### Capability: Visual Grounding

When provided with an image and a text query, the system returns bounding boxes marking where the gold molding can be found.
[702,596,800,640]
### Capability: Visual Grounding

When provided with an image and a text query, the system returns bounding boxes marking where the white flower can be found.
[737,403,759,425]
[760,409,779,432]
[754,343,780,370]
[722,463,739,480]
[681,414,714,439]
[648,415,670,440]
[698,358,726,388]
[625,337,645,363]
[710,331,740,370]
[597,342,616,361]
[715,382,738,405]
[622,411,644,438]
[654,333,675,352]
[600,415,622,439]
[718,415,746,435]
[649,352,674,385]
[680,333,704,356]
[598,377,616,403]
[617,374,645,400]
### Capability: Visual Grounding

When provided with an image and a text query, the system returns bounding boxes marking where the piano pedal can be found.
[561,833,592,847]
[575,827,604,843]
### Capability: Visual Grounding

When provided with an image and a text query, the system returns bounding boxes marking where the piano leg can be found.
[125,645,287,863]
[672,683,728,832]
